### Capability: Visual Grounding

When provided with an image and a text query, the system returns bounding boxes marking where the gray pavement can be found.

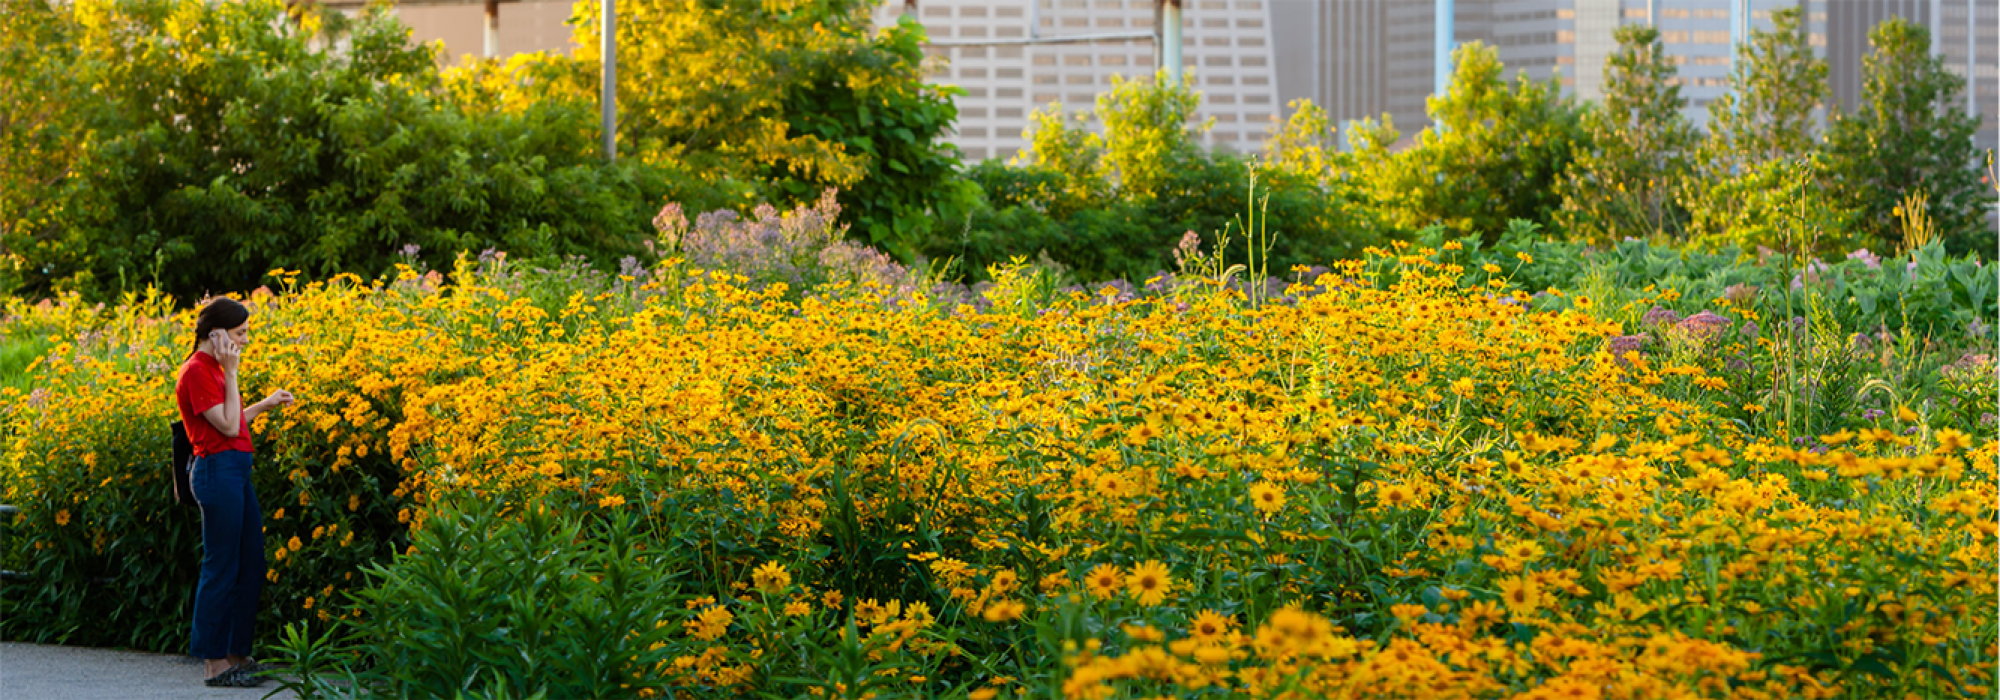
[0,642,297,700]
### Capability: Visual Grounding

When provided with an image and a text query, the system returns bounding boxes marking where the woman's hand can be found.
[209,330,241,374]
[244,389,295,425]
[261,389,295,410]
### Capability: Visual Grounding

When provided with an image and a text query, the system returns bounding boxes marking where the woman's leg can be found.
[225,452,265,660]
[188,453,245,673]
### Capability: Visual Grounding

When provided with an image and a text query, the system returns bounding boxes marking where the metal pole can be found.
[1932,0,1945,61]
[1647,0,1655,25]
[1435,0,1452,97]
[601,0,616,162]
[1730,0,1742,76]
[484,0,499,58]
[1162,0,1183,85]
[1968,0,1977,117]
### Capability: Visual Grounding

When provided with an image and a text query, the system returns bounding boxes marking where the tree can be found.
[487,0,966,259]
[4,0,669,300]
[0,0,90,294]
[1557,24,1697,244]
[1355,42,1589,241]
[928,76,1374,283]
[1700,6,1827,169]
[1681,6,1843,253]
[1824,19,1992,257]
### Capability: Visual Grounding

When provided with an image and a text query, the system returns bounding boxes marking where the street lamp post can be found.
[602,0,616,162]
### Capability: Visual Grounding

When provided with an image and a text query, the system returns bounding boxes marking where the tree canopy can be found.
[1824,18,1992,256]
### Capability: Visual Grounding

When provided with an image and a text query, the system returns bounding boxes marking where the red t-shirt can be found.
[176,351,254,457]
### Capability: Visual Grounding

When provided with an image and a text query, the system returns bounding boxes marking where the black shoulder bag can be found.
[169,421,198,508]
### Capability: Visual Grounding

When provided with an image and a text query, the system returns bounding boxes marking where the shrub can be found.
[3,0,679,303]
[277,496,688,700]
[924,77,1379,285]
[6,237,1994,698]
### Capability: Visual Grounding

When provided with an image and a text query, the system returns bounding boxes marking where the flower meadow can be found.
[2,202,1996,699]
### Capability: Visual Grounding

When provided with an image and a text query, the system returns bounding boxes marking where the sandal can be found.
[203,664,265,688]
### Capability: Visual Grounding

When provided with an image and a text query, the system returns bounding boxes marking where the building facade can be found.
[380,0,1996,158]
[873,0,1285,161]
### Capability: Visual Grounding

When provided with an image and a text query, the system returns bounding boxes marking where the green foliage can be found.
[928,76,1377,284]
[0,0,88,296]
[1355,42,1589,241]
[1430,220,1994,345]
[283,497,688,700]
[1683,156,1860,255]
[1676,6,1852,258]
[1557,24,1697,244]
[1,0,669,302]
[1700,6,1827,170]
[504,0,968,259]
[1824,19,1994,257]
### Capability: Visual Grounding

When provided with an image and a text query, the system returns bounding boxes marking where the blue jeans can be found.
[189,450,264,660]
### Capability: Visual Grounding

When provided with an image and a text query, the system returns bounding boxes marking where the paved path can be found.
[0,642,297,700]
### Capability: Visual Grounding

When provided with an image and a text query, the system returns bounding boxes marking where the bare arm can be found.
[244,389,294,424]
[200,368,244,438]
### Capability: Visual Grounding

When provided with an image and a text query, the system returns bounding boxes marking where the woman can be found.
[175,298,294,687]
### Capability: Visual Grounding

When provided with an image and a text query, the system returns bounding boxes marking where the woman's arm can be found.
[243,389,295,424]
[200,367,244,438]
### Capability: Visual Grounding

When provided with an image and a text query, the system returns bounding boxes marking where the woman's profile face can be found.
[223,322,250,349]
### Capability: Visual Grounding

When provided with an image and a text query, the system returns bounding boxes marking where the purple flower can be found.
[1606,334,1648,364]
[1672,311,1733,345]
[653,189,920,299]
[1640,306,1682,332]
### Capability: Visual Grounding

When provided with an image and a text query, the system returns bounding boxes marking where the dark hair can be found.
[192,298,251,355]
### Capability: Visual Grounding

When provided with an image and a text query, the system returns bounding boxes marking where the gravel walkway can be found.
[0,642,298,700]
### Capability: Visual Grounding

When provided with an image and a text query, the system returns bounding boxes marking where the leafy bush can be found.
[277,497,687,700]
[922,74,1379,285]
[1351,42,1589,241]
[459,0,970,259]
[0,0,673,303]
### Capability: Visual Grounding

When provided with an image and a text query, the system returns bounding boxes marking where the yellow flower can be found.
[288,536,303,552]
[1935,428,1971,452]
[1376,483,1417,509]
[685,605,733,641]
[1248,481,1286,514]
[783,601,811,617]
[597,494,626,508]
[1497,576,1542,618]
[1126,560,1173,607]
[1450,377,1476,397]
[54,509,69,527]
[1093,473,1126,499]
[981,599,1026,622]
[1188,609,1234,643]
[751,561,791,594]
[1084,564,1124,601]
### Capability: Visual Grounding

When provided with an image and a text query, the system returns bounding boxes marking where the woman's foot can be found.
[203,661,265,688]
[202,664,263,688]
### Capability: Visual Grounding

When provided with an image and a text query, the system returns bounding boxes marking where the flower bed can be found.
[3,241,1993,698]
